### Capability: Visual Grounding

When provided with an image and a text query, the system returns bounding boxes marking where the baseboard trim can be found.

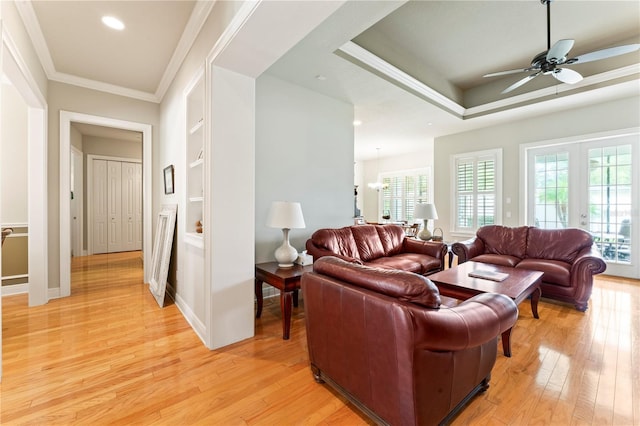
[1,283,29,296]
[167,282,208,347]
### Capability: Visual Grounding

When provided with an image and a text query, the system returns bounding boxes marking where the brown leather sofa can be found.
[452,225,607,311]
[302,256,518,425]
[305,224,446,275]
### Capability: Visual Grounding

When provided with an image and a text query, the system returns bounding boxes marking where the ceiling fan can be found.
[484,0,640,94]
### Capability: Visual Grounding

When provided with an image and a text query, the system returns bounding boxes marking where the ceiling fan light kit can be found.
[484,0,640,94]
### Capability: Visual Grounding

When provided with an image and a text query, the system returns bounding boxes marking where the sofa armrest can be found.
[412,293,518,351]
[571,243,607,276]
[451,237,485,263]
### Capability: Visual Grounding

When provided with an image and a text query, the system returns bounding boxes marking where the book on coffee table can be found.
[468,270,509,282]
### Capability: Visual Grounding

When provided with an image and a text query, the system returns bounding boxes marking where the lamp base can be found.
[274,229,298,268]
[418,219,432,241]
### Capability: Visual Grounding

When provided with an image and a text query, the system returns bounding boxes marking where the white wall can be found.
[434,95,640,241]
[359,145,434,222]
[157,0,256,348]
[1,81,28,224]
[255,74,354,263]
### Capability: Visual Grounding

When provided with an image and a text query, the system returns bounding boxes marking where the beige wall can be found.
[1,81,28,224]
[47,81,160,289]
[0,81,28,286]
[82,136,142,160]
[434,95,640,242]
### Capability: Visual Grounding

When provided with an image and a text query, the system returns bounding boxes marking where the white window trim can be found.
[378,167,433,223]
[450,148,503,237]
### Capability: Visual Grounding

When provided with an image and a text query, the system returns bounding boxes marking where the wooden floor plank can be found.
[1,253,639,425]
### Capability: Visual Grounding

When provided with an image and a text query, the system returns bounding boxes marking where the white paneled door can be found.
[92,159,142,254]
[93,159,109,254]
[121,162,142,252]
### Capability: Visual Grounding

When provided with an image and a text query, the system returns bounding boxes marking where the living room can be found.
[0,0,639,423]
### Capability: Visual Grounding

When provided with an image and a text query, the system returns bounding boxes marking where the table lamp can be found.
[414,203,438,241]
[267,201,306,267]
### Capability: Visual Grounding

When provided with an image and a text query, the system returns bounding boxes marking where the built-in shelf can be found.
[185,71,205,241]
[184,232,204,249]
[190,120,204,135]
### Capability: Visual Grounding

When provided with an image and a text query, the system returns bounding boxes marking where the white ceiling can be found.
[15,1,640,160]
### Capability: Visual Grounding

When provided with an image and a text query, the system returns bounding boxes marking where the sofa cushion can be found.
[526,227,594,263]
[313,256,441,308]
[471,253,521,268]
[365,253,441,275]
[309,227,361,260]
[517,259,571,287]
[375,225,405,256]
[351,225,386,261]
[477,225,528,259]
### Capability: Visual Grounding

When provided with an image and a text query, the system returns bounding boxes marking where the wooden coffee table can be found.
[428,261,543,357]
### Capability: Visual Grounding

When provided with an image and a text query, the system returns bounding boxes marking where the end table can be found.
[255,262,313,340]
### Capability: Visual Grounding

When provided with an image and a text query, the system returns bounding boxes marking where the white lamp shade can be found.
[267,201,306,229]
[414,203,438,220]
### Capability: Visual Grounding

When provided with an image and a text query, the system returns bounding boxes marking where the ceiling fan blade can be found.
[552,68,583,84]
[567,44,640,65]
[501,72,541,94]
[547,39,574,64]
[484,68,532,78]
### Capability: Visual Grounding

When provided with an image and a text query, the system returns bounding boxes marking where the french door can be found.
[526,134,639,278]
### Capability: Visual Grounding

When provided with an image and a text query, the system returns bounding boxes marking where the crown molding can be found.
[2,25,47,106]
[14,0,56,76]
[155,0,215,102]
[50,71,159,103]
[206,0,260,66]
[15,0,214,104]
[338,41,466,118]
[339,40,640,122]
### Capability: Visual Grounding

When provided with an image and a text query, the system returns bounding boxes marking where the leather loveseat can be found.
[302,256,518,425]
[452,225,607,311]
[305,224,446,275]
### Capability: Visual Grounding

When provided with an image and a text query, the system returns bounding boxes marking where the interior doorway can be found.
[59,112,152,298]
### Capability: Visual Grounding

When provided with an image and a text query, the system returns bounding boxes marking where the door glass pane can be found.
[588,145,632,264]
[533,152,569,228]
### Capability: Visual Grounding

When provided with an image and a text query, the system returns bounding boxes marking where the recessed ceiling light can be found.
[315,75,327,81]
[353,120,362,126]
[102,16,125,31]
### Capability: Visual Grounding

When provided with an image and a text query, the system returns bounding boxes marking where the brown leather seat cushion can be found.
[517,259,571,287]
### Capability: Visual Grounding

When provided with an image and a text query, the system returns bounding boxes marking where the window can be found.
[452,149,502,233]
[378,168,431,222]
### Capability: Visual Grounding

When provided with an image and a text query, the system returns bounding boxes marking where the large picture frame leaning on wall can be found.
[149,204,177,307]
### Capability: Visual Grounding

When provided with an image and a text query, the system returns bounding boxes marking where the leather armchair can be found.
[302,256,518,425]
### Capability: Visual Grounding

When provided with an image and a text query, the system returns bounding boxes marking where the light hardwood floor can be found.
[1,251,638,425]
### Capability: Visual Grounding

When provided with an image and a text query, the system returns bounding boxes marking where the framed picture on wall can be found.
[164,165,174,194]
